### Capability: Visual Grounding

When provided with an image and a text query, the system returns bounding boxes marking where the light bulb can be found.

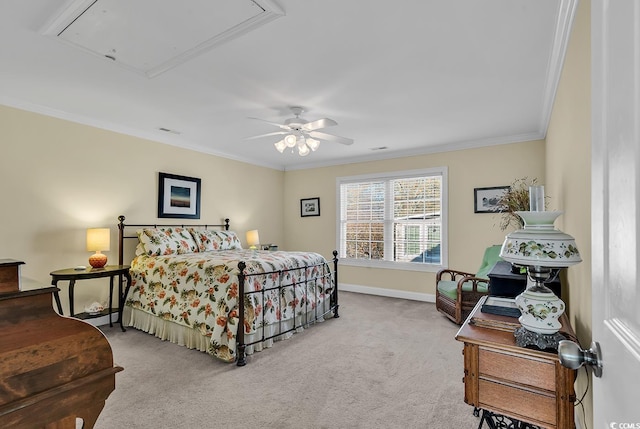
[298,142,310,156]
[274,140,286,153]
[284,134,297,148]
[306,138,320,151]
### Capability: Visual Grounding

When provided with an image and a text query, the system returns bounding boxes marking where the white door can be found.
[592,0,640,426]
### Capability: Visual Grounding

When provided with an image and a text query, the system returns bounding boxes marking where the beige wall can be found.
[545,0,592,427]
[284,141,546,297]
[0,105,285,313]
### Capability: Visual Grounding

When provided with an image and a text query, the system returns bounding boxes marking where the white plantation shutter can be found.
[337,167,447,271]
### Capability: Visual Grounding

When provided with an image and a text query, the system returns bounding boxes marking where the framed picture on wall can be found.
[300,197,320,217]
[158,172,201,219]
[474,186,509,213]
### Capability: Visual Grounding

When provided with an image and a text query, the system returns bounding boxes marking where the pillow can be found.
[188,228,242,251]
[138,227,199,256]
[216,231,242,250]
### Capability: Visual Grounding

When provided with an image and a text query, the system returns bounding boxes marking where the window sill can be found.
[340,258,443,273]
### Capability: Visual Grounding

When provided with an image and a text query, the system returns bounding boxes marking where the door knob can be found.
[557,340,603,377]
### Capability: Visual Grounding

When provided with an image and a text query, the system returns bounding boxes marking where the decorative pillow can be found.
[135,241,146,256]
[216,231,242,250]
[138,227,199,256]
[188,228,242,251]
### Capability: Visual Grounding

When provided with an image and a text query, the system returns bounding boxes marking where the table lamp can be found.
[499,186,581,349]
[86,228,110,268]
[246,229,260,250]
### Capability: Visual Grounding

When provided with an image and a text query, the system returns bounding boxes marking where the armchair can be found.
[435,245,502,324]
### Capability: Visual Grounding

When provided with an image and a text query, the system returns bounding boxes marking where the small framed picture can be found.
[474,186,509,213]
[158,172,201,219]
[300,197,320,217]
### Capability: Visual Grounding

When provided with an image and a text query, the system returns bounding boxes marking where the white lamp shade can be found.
[284,134,297,147]
[298,142,310,156]
[86,228,110,251]
[274,140,286,153]
[499,211,581,268]
[306,138,320,151]
[246,229,260,247]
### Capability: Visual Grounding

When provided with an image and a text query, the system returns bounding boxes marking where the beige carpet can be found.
[96,292,480,429]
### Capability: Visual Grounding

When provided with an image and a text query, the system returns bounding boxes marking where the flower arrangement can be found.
[497,177,546,231]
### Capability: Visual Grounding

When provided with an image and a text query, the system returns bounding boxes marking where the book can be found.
[481,296,522,318]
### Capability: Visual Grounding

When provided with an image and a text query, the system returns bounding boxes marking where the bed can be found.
[116,215,339,366]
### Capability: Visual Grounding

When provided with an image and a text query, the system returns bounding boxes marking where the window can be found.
[337,167,447,271]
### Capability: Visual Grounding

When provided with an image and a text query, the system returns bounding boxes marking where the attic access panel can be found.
[41,0,284,78]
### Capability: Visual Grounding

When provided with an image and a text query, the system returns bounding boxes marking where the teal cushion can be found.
[475,245,503,279]
[437,279,489,300]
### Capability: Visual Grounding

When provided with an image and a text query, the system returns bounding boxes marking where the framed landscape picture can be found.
[158,172,201,219]
[474,186,508,213]
[300,197,320,217]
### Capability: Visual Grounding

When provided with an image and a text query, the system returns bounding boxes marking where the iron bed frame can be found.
[117,215,339,366]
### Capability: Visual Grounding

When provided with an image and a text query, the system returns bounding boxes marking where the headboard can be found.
[116,214,230,266]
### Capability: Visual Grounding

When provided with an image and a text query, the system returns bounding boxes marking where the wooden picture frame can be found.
[158,172,201,219]
[300,197,320,217]
[474,186,509,213]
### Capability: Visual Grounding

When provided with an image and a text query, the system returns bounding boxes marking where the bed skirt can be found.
[123,306,325,359]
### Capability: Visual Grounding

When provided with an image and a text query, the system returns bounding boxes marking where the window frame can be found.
[336,167,448,273]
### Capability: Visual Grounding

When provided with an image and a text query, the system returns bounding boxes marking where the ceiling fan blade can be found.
[245,131,287,140]
[308,131,354,145]
[248,117,291,131]
[303,118,337,131]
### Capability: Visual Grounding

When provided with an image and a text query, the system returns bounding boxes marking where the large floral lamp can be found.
[499,187,581,349]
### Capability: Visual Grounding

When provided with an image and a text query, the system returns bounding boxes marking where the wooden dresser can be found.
[455,296,576,429]
[0,259,123,428]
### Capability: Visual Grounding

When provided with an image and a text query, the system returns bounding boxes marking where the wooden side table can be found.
[455,296,576,429]
[50,265,131,332]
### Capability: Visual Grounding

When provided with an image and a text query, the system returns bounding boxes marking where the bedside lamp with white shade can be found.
[86,228,110,268]
[246,229,260,250]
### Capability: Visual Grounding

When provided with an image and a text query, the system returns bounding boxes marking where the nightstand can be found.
[50,265,131,332]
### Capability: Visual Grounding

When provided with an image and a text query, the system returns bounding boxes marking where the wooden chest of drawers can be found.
[455,296,576,429]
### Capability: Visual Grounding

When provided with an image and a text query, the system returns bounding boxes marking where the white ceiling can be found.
[0,0,577,171]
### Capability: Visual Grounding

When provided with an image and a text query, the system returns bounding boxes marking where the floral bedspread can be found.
[126,249,333,362]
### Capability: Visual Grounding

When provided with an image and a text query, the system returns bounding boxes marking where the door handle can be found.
[557,340,603,377]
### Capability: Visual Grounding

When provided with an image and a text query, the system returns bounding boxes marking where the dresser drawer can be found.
[479,379,556,427]
[479,348,555,391]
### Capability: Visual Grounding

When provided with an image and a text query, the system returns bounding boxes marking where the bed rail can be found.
[116,215,339,367]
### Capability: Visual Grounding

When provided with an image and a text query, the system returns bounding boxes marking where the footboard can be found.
[236,250,339,366]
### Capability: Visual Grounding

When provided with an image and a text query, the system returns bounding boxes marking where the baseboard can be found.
[339,283,436,303]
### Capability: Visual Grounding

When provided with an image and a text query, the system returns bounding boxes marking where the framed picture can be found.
[158,172,201,219]
[474,186,509,213]
[300,197,320,217]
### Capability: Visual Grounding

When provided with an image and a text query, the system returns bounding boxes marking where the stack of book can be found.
[470,297,521,332]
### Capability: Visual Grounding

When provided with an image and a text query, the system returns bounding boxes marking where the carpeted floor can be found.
[96,291,481,429]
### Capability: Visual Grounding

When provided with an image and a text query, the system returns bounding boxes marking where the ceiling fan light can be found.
[274,140,286,153]
[306,138,320,151]
[298,142,310,156]
[284,134,297,147]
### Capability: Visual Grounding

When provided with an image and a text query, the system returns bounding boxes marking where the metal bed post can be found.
[236,261,247,367]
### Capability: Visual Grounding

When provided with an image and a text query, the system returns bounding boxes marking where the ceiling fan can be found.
[247,106,354,156]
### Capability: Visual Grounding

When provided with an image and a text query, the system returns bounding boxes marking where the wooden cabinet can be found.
[0,259,123,428]
[456,296,576,429]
